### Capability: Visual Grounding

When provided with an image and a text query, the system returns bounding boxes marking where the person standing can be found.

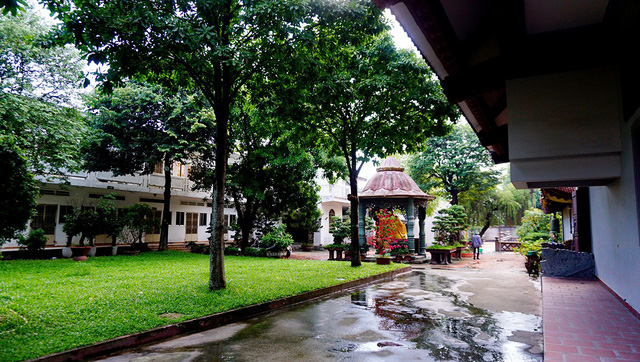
[471,233,483,260]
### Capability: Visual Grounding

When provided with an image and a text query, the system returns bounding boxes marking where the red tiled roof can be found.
[360,157,434,200]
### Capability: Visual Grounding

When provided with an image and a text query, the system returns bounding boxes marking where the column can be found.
[358,201,366,251]
[407,198,415,253]
[419,206,426,255]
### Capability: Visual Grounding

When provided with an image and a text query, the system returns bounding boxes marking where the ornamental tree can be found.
[408,124,498,205]
[431,205,468,246]
[83,82,214,251]
[271,0,458,266]
[45,0,314,290]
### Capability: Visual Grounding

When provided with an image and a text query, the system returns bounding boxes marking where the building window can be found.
[154,162,164,174]
[329,209,335,224]
[199,213,207,226]
[58,205,74,223]
[176,211,185,226]
[174,162,186,177]
[186,212,198,234]
[31,204,57,235]
[229,214,236,227]
[149,210,162,235]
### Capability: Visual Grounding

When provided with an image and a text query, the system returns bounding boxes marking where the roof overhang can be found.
[375,0,640,181]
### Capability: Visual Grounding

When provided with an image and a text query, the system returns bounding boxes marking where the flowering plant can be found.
[390,240,410,256]
[368,209,397,256]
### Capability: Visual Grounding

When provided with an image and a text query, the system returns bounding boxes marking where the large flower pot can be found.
[61,247,73,258]
[376,257,392,265]
[71,246,92,261]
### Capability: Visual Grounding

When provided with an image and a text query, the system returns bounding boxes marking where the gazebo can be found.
[358,157,435,255]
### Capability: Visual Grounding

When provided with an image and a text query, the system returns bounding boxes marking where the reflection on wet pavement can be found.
[99,270,542,362]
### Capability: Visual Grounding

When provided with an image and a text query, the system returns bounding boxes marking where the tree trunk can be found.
[450,189,459,205]
[349,148,361,267]
[209,108,229,291]
[479,212,492,237]
[159,154,172,251]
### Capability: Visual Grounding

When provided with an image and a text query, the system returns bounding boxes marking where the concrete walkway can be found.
[542,278,640,361]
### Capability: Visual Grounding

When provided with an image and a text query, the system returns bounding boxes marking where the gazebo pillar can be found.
[407,197,415,253]
[418,206,426,255]
[358,201,366,250]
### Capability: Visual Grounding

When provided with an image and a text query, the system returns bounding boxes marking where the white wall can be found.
[589,115,640,313]
[508,67,623,188]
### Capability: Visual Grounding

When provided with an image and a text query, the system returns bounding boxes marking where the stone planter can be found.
[71,246,92,261]
[376,257,392,265]
[61,247,73,258]
[461,252,473,258]
[427,248,455,265]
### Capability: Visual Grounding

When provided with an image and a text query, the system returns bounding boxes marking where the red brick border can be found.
[30,266,411,362]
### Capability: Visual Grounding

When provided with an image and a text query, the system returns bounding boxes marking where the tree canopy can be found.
[408,124,498,206]
[83,81,214,251]
[44,0,317,289]
[268,0,459,266]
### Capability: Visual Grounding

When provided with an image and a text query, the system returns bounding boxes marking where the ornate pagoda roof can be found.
[360,157,434,200]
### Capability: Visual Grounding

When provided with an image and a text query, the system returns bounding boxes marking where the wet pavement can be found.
[97,249,543,361]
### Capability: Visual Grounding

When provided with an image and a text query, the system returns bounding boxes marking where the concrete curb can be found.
[32,266,411,362]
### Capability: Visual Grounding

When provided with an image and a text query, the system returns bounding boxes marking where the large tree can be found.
[83,82,214,251]
[0,4,86,177]
[0,135,38,243]
[272,1,458,266]
[45,0,314,289]
[408,124,499,206]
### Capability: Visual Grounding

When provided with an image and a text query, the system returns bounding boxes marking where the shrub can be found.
[329,216,350,244]
[260,224,294,251]
[187,241,210,254]
[224,246,239,256]
[243,246,267,257]
[17,228,47,251]
[431,205,467,246]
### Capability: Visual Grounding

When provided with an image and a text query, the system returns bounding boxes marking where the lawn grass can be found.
[0,251,405,361]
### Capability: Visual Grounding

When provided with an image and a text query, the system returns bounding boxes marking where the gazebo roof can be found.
[360,157,434,200]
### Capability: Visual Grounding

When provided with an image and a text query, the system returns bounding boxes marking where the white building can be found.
[1,162,237,252]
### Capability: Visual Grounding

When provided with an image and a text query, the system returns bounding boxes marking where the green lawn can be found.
[0,251,404,361]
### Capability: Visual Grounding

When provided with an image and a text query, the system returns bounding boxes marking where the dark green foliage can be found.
[96,195,127,246]
[124,203,159,245]
[329,216,350,244]
[409,125,498,205]
[0,136,38,243]
[188,241,211,255]
[243,247,267,257]
[0,5,86,179]
[431,205,468,246]
[43,0,317,289]
[223,246,239,256]
[16,228,47,251]
[260,225,294,251]
[283,194,322,245]
[268,0,458,266]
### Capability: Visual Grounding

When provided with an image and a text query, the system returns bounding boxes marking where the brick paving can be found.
[543,277,640,361]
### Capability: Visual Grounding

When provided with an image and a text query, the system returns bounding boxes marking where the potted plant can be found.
[16,228,47,258]
[461,247,473,258]
[283,201,322,252]
[260,224,294,258]
[97,194,127,256]
[427,205,468,265]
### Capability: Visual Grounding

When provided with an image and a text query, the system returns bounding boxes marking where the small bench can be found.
[495,240,520,251]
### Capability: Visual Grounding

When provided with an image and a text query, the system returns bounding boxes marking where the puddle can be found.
[98,271,542,362]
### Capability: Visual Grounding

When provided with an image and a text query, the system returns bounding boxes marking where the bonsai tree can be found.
[431,205,468,247]
[62,207,83,247]
[329,216,350,244]
[514,208,552,257]
[97,194,127,247]
[17,228,47,252]
[77,208,102,247]
[259,224,294,252]
[124,203,158,246]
